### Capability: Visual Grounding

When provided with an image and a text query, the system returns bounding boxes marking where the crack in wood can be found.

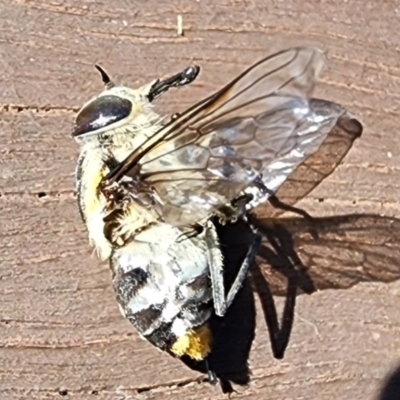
[0,104,79,115]
[0,191,77,200]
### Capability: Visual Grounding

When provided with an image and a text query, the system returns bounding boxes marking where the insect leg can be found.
[147,65,200,102]
[269,194,314,220]
[224,230,261,313]
[216,193,254,225]
[176,223,204,243]
[268,195,319,239]
[205,220,261,317]
[204,220,226,317]
[204,358,218,385]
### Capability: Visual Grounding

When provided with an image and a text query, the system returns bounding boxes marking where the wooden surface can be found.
[1,0,400,399]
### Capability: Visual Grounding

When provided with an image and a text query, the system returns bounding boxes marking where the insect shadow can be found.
[180,212,400,392]
[377,363,400,400]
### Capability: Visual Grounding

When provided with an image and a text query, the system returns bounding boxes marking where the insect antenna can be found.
[94,64,115,89]
[147,65,200,102]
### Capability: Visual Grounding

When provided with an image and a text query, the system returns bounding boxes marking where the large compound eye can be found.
[72,95,132,137]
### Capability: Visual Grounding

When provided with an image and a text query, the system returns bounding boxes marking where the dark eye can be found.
[72,95,132,137]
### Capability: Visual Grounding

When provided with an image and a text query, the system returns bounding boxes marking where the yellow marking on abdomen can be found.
[170,325,212,360]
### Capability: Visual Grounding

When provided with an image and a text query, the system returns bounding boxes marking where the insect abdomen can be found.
[110,224,214,360]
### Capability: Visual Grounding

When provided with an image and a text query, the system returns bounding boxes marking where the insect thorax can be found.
[75,111,163,260]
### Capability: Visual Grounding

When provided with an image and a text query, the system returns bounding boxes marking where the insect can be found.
[72,47,362,382]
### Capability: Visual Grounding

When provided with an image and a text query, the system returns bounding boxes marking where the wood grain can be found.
[1,0,400,398]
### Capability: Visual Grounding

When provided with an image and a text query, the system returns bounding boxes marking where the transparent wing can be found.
[250,99,363,218]
[104,47,360,226]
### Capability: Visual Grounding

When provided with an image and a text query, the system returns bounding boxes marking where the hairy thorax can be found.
[75,110,163,261]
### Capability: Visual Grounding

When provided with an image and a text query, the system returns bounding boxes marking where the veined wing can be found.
[103,47,361,226]
[249,98,362,217]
